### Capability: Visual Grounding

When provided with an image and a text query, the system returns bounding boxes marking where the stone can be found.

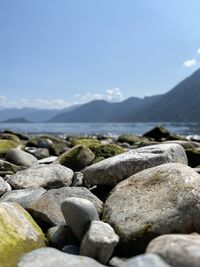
[17,247,105,267]
[72,171,84,186]
[62,245,80,255]
[117,134,146,145]
[71,137,101,147]
[80,221,119,264]
[25,147,50,159]
[0,159,22,177]
[109,257,127,267]
[61,197,99,240]
[5,147,38,167]
[47,225,78,249]
[0,176,9,196]
[27,187,103,227]
[83,143,187,186]
[38,156,58,164]
[165,140,200,149]
[123,253,172,267]
[185,148,200,167]
[146,234,200,267]
[0,188,46,208]
[59,145,95,171]
[90,144,125,159]
[7,163,73,189]
[27,135,69,155]
[0,132,21,143]
[2,129,29,141]
[103,163,200,256]
[0,202,46,267]
[143,125,183,141]
[0,139,19,156]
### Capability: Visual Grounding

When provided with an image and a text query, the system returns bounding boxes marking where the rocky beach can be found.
[0,125,200,266]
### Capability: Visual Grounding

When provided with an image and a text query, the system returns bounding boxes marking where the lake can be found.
[0,122,200,137]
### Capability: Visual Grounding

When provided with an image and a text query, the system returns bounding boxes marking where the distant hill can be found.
[0,105,80,122]
[2,117,31,123]
[49,69,200,122]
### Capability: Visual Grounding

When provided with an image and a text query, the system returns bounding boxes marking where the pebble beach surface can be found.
[1,126,200,266]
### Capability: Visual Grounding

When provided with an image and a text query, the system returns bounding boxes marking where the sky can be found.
[0,0,200,109]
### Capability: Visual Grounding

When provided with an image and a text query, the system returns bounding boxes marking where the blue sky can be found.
[0,0,200,109]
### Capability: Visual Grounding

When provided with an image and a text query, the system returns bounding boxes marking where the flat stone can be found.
[6,163,73,189]
[28,187,103,227]
[0,188,46,208]
[25,147,50,159]
[5,147,38,167]
[0,202,46,267]
[123,253,172,267]
[17,247,105,267]
[61,197,99,240]
[146,234,200,267]
[83,143,187,186]
[38,156,58,164]
[103,163,200,256]
[80,220,119,264]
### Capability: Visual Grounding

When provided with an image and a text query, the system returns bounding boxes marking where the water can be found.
[0,122,200,137]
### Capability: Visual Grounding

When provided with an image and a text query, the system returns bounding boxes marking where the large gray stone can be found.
[5,147,38,167]
[28,187,103,227]
[61,197,99,240]
[122,253,172,267]
[17,247,105,267]
[0,188,46,208]
[83,143,187,186]
[6,163,73,189]
[146,234,200,267]
[103,163,200,256]
[25,147,50,159]
[80,220,119,264]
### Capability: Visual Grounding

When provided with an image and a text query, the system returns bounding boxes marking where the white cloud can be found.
[106,87,123,101]
[0,98,71,110]
[197,48,200,54]
[183,59,197,67]
[0,88,123,110]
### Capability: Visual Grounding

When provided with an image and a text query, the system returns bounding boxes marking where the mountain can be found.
[0,105,80,122]
[49,69,200,122]
[48,97,146,122]
[128,68,200,122]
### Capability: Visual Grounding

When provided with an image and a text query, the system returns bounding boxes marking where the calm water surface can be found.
[0,122,200,137]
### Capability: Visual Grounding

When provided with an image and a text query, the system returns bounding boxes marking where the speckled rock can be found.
[83,144,187,186]
[27,187,103,227]
[123,253,172,267]
[146,234,200,267]
[80,220,119,264]
[5,147,38,167]
[61,197,99,240]
[0,188,46,208]
[103,163,200,256]
[6,163,73,189]
[0,202,46,267]
[17,247,105,267]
